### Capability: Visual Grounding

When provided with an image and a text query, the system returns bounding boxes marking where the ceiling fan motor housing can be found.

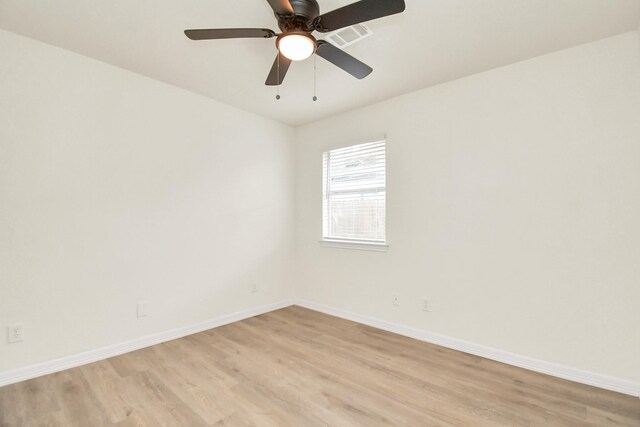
[276,0,320,33]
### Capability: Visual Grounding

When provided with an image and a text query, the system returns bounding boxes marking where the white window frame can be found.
[319,137,388,252]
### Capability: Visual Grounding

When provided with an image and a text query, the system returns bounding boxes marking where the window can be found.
[322,140,386,248]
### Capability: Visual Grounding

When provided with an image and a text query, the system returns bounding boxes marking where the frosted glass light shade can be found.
[278,34,316,61]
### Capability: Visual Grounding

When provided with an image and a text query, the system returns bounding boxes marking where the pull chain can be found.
[312,53,318,102]
[274,53,318,102]
[276,53,281,100]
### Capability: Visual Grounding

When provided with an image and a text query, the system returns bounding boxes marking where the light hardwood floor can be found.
[0,306,638,426]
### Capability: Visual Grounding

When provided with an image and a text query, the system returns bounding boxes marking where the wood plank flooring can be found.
[1,306,638,426]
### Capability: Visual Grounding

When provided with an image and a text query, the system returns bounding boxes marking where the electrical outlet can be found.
[422,298,431,312]
[7,323,24,343]
[137,302,149,318]
[251,283,258,293]
[392,294,400,307]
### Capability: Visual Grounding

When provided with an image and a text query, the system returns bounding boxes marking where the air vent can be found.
[323,23,373,49]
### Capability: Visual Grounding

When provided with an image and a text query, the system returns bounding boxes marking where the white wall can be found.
[0,29,295,372]
[295,32,640,384]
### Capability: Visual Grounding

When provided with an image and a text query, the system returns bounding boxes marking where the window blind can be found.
[323,140,386,243]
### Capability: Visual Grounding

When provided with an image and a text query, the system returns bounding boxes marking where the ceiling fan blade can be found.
[266,0,294,15]
[314,0,405,33]
[265,53,293,86]
[184,28,276,40]
[316,41,372,79]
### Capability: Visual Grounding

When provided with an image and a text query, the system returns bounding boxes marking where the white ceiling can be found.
[1,0,639,126]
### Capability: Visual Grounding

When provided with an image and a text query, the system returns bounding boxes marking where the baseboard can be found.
[0,299,294,388]
[293,299,640,398]
[3,298,638,398]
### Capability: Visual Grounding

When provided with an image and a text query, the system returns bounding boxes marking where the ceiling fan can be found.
[184,0,406,86]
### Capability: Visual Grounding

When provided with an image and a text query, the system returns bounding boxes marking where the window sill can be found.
[318,240,389,252]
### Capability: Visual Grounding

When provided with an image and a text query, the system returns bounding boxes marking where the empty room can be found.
[1,0,639,425]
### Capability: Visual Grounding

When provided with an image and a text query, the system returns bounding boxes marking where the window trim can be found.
[320,135,388,250]
[318,239,389,252]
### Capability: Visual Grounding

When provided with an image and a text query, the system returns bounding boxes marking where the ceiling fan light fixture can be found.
[277,32,316,61]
